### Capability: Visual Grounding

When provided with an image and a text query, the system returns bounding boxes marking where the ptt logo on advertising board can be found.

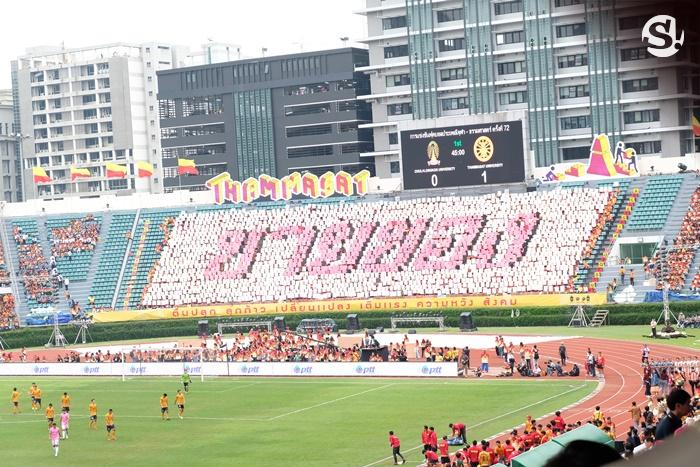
[183,365,201,375]
[642,15,684,58]
[354,365,376,375]
[33,366,49,374]
[128,366,147,375]
[420,365,443,376]
[293,365,313,375]
[239,365,260,374]
[82,366,100,375]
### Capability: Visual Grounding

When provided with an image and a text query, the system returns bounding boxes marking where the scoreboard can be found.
[400,120,525,190]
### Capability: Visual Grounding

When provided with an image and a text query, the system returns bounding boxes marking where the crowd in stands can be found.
[13,226,57,305]
[49,215,100,258]
[658,188,700,290]
[143,189,612,308]
[0,293,18,330]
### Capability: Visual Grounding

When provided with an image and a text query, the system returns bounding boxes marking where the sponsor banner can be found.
[92,293,605,323]
[0,362,457,377]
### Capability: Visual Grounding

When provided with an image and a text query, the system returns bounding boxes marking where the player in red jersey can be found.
[388,431,406,465]
[466,440,482,467]
[422,425,432,451]
[423,448,439,466]
[450,422,467,444]
[438,435,450,466]
[428,426,438,452]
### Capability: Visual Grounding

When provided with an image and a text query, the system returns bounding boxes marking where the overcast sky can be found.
[0,0,367,89]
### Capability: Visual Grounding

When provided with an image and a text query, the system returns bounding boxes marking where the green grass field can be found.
[0,377,596,467]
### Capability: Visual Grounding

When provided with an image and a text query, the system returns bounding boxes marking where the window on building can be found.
[388,133,398,145]
[555,0,581,6]
[557,53,588,68]
[498,91,527,105]
[441,97,468,111]
[497,61,526,75]
[387,103,412,116]
[158,99,176,119]
[390,161,401,173]
[496,30,524,45]
[560,115,591,130]
[494,0,523,15]
[284,82,330,96]
[161,128,178,139]
[384,45,409,59]
[382,16,407,30]
[439,67,467,81]
[285,124,333,138]
[619,15,650,30]
[338,101,360,112]
[386,74,411,87]
[626,140,661,154]
[556,23,586,38]
[438,38,466,52]
[559,84,589,99]
[622,78,659,93]
[623,109,660,124]
[181,95,224,117]
[620,47,653,61]
[437,8,464,22]
[284,103,332,117]
[562,146,589,160]
[287,145,334,158]
[339,122,358,133]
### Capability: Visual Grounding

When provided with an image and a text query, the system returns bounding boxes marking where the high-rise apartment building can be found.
[156,48,374,192]
[12,43,177,200]
[0,89,22,202]
[356,0,700,179]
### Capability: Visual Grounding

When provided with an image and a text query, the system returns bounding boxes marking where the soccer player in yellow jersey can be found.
[160,393,170,420]
[11,387,20,414]
[34,386,42,411]
[28,383,39,413]
[46,403,55,426]
[61,392,71,412]
[105,409,116,441]
[175,390,185,419]
[88,399,98,429]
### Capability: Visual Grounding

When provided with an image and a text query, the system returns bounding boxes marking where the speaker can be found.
[346,314,360,333]
[273,317,286,332]
[459,312,475,331]
[197,320,209,337]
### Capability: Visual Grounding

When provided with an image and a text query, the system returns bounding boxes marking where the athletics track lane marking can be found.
[360,382,589,467]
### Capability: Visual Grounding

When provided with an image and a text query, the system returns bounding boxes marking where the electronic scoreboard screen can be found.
[400,120,525,190]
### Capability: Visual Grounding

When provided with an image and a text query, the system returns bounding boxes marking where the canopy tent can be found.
[511,425,614,467]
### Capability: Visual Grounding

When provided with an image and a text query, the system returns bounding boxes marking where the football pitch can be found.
[0,377,596,466]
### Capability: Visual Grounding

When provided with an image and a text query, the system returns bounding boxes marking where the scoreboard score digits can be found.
[400,120,525,190]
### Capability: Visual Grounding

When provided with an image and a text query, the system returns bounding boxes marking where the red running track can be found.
[489,336,700,441]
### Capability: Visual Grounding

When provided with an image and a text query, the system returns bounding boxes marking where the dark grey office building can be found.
[156,48,374,192]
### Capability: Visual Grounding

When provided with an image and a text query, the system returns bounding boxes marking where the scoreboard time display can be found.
[400,120,525,190]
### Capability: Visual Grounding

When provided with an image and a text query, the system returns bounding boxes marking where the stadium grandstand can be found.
[0,171,697,324]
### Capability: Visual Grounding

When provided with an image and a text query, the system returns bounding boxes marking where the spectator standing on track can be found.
[596,352,606,379]
[629,401,642,431]
[559,343,567,366]
[641,344,650,363]
[480,351,489,373]
[586,350,596,377]
[460,347,470,378]
[388,431,406,465]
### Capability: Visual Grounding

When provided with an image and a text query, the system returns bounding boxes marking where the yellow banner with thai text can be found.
[91,293,606,323]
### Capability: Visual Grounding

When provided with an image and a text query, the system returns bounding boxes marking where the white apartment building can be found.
[12,43,176,200]
[355,0,700,179]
